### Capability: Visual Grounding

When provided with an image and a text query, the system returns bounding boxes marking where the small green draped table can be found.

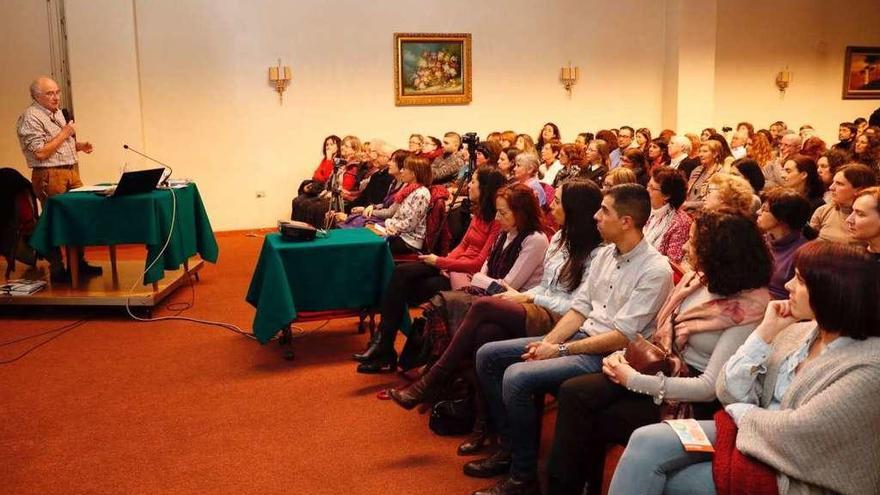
[246,228,406,344]
[28,183,219,286]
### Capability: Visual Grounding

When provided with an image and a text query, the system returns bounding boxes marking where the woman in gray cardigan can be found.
[609,241,880,495]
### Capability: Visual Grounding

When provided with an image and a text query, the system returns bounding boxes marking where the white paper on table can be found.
[69,185,114,193]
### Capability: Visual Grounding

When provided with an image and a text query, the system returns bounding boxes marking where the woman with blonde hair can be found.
[601,167,637,193]
[515,134,538,158]
[684,140,725,210]
[703,173,760,216]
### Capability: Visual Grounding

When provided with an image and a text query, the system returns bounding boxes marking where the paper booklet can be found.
[664,419,715,453]
[1,279,48,296]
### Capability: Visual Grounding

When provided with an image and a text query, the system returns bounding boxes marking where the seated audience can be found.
[536,122,561,156]
[832,121,857,152]
[601,167,637,193]
[619,148,649,186]
[731,158,766,196]
[336,149,407,228]
[290,134,342,225]
[553,143,585,188]
[763,133,802,189]
[431,132,466,184]
[595,130,619,169]
[475,141,502,169]
[800,135,827,161]
[575,132,593,145]
[515,134,538,157]
[668,135,699,178]
[354,168,506,372]
[816,148,851,198]
[612,127,635,168]
[700,128,716,142]
[756,188,813,299]
[408,133,424,153]
[334,135,369,207]
[746,131,773,168]
[810,163,876,244]
[780,154,825,212]
[610,241,880,495]
[382,155,432,254]
[513,153,551,207]
[388,181,604,417]
[579,139,610,186]
[421,136,444,162]
[539,139,563,186]
[728,131,748,160]
[644,167,691,263]
[647,138,671,172]
[848,187,880,259]
[467,184,672,495]
[685,133,701,158]
[497,147,519,183]
[853,132,880,175]
[704,173,760,216]
[500,130,517,149]
[707,133,735,167]
[635,128,652,154]
[548,209,772,495]
[345,140,395,211]
[684,140,725,210]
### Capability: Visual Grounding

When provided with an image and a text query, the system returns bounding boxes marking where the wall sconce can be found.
[775,66,792,96]
[560,62,579,96]
[268,58,292,104]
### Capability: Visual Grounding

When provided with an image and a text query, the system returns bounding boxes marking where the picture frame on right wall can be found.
[843,46,880,99]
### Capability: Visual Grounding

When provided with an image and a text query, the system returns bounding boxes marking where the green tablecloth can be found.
[246,229,401,343]
[29,183,218,284]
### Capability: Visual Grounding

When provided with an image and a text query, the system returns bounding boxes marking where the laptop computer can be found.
[97,168,166,197]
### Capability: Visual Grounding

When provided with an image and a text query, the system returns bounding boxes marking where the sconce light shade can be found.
[560,62,579,95]
[269,58,292,104]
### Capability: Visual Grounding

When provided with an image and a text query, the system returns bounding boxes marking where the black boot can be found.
[458,416,495,456]
[352,333,381,362]
[388,365,447,410]
[356,329,397,374]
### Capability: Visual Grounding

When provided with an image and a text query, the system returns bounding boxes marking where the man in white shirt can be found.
[730,131,748,160]
[467,184,673,494]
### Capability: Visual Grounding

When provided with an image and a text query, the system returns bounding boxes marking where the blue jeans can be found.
[475,333,602,476]
[608,421,717,495]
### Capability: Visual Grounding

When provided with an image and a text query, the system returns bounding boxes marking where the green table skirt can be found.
[29,183,218,284]
[246,229,403,343]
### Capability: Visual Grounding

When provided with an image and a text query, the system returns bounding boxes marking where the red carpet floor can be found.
[0,232,618,494]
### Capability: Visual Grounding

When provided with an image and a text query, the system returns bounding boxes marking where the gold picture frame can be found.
[842,46,880,100]
[394,33,472,106]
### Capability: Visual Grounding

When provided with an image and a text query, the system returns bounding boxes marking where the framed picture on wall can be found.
[394,33,472,106]
[843,46,880,99]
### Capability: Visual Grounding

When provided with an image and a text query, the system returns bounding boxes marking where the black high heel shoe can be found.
[356,349,398,374]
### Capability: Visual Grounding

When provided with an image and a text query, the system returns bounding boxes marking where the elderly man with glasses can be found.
[16,76,100,283]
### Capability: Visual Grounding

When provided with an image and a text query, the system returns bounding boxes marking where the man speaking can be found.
[16,76,101,282]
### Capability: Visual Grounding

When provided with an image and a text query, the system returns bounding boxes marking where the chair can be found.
[277,308,376,360]
[0,168,39,278]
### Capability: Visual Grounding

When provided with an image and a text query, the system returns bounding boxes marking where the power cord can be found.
[0,316,93,364]
[123,185,260,340]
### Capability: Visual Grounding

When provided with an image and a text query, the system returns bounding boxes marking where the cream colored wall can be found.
[3,0,880,231]
[0,0,52,174]
[62,0,667,230]
[714,0,880,143]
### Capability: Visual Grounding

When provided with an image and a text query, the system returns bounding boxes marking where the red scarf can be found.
[713,410,779,495]
[393,183,421,204]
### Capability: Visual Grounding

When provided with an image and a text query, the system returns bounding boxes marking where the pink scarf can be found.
[393,183,421,204]
[653,271,770,350]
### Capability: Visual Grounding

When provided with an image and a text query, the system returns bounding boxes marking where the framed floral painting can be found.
[394,33,472,106]
[843,46,880,99]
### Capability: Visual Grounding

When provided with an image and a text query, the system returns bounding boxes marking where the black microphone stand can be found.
[122,144,173,187]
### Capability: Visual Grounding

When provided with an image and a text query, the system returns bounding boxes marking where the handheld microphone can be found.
[122,144,173,186]
[61,108,76,138]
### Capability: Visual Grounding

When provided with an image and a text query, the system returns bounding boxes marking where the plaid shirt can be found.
[16,102,78,168]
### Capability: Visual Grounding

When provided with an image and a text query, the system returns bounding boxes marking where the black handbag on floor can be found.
[398,317,429,371]
[429,396,475,436]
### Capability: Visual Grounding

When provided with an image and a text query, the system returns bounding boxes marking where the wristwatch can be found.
[557,343,569,357]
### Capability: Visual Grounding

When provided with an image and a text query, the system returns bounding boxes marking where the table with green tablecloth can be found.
[246,228,405,344]
[29,183,218,285]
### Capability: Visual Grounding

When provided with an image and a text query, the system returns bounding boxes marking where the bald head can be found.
[30,76,62,112]
[779,133,802,159]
